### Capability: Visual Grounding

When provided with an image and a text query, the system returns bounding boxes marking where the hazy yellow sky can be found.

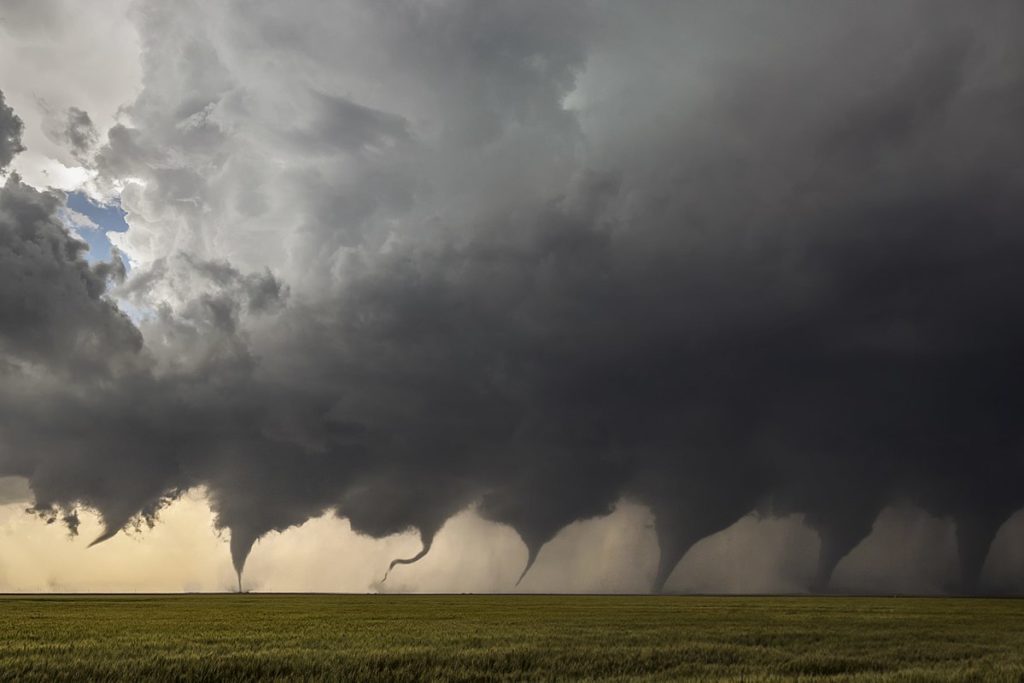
[2,478,1022,594]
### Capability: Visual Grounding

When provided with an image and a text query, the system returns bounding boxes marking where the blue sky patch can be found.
[65,191,130,264]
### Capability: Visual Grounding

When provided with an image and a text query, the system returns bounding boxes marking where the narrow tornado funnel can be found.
[229,527,258,593]
[381,531,435,582]
[87,526,121,548]
[649,500,753,593]
[651,526,692,595]
[87,507,140,548]
[805,509,879,594]
[515,543,541,587]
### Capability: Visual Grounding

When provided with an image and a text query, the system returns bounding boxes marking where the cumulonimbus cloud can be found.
[1,1,1023,593]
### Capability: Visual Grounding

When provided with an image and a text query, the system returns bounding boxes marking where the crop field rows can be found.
[0,595,1022,681]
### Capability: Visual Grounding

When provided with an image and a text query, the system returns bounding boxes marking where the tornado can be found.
[515,545,541,588]
[645,489,760,594]
[805,510,881,593]
[648,506,751,594]
[951,499,1020,594]
[381,531,435,582]
[87,527,121,548]
[229,526,258,593]
[477,462,622,588]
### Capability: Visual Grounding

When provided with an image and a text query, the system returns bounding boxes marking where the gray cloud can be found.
[0,90,24,168]
[64,107,98,159]
[2,1,1024,594]
[0,476,31,505]
[0,119,138,377]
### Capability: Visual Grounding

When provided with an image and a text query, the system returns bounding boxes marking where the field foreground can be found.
[0,594,1022,681]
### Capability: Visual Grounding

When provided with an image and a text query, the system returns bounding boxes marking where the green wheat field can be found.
[1,595,1022,681]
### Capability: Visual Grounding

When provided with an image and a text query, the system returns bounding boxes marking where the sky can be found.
[1,0,1024,594]
[63,192,130,263]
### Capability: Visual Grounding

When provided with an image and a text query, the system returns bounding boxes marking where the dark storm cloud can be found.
[0,476,31,505]
[2,1,1024,593]
[0,90,24,168]
[0,176,139,376]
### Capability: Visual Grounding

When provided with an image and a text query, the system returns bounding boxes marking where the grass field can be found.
[0,595,1022,681]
